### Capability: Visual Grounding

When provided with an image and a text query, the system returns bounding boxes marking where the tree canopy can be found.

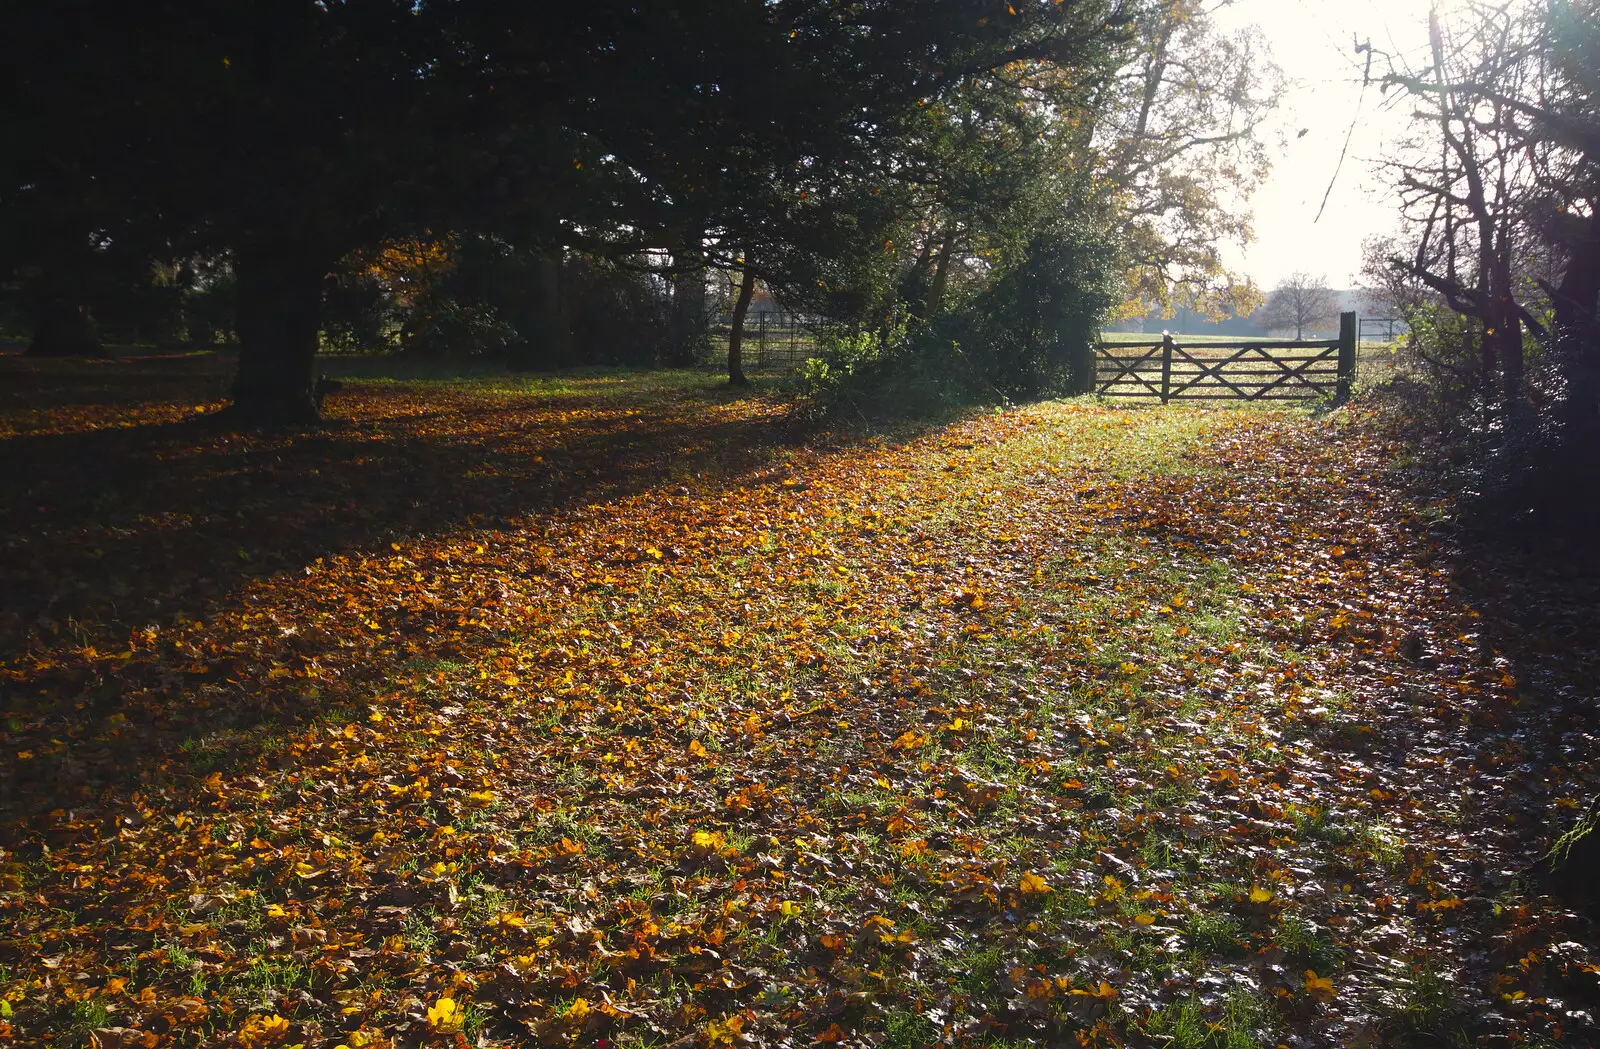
[1,0,1293,419]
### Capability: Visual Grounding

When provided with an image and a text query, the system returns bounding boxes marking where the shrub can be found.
[799,219,1119,419]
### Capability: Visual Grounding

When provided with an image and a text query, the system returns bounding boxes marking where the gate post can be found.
[1160,333,1174,404]
[1336,311,1357,404]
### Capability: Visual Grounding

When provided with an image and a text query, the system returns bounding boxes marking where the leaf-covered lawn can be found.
[3,355,1598,1049]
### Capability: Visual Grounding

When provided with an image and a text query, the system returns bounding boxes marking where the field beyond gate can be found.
[1098,311,1357,402]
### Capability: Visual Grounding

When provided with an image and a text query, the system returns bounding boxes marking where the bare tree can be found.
[1258,272,1339,339]
[1377,0,1599,437]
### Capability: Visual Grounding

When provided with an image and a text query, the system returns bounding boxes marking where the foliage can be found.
[321,265,399,355]
[3,1,1149,415]
[801,218,1119,416]
[3,357,1597,1047]
[944,219,1121,398]
[1090,0,1281,319]
[797,315,975,422]
[561,255,677,368]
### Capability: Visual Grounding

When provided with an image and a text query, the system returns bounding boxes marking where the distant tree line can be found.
[0,1,1281,422]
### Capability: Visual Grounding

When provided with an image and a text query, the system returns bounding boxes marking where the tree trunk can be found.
[1554,212,1600,451]
[727,267,755,387]
[904,232,936,319]
[669,234,708,365]
[1108,13,1175,188]
[508,247,565,371]
[926,229,957,319]
[1499,312,1524,401]
[229,243,327,425]
[27,298,103,357]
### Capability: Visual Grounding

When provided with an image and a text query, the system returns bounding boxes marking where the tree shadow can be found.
[0,354,957,830]
[1442,487,1600,890]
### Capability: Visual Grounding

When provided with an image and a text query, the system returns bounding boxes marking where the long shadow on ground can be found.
[0,354,888,827]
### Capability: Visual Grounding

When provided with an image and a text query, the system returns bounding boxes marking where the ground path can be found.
[2,365,1597,1048]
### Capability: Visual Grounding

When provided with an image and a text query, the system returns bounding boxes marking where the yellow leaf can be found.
[779,900,803,917]
[706,1014,745,1044]
[691,829,727,852]
[564,997,592,1024]
[688,739,710,759]
[1304,970,1335,1000]
[1249,886,1273,904]
[238,1013,291,1047]
[467,790,496,806]
[1019,872,1051,895]
[1417,897,1465,912]
[426,997,461,1033]
[1133,913,1156,925]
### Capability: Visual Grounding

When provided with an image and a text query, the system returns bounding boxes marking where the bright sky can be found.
[1213,0,1462,291]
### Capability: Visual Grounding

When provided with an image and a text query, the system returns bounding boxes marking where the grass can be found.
[0,355,1590,1049]
[1148,992,1266,1049]
[1379,962,1469,1043]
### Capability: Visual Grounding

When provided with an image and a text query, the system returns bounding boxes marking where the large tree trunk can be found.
[1498,310,1525,401]
[27,297,103,357]
[229,243,327,425]
[727,267,755,387]
[1554,212,1600,452]
[669,234,708,366]
[507,247,565,371]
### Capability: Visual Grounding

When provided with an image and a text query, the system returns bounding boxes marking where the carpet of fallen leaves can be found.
[3,353,1600,1049]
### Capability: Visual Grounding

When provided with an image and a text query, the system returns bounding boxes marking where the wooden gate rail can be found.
[1097,311,1358,403]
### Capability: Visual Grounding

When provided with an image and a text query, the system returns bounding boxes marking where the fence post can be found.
[1336,311,1357,404]
[757,311,767,371]
[1160,333,1174,404]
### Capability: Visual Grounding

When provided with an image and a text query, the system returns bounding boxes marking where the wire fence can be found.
[711,311,824,373]
[1358,317,1405,345]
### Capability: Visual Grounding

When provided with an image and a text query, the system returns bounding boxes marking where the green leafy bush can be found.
[801,220,1119,419]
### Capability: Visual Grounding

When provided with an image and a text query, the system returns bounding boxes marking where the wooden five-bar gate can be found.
[1097,311,1358,403]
